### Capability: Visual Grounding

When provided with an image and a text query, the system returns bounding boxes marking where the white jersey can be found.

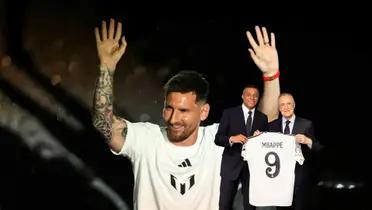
[241,132,304,206]
[114,121,223,210]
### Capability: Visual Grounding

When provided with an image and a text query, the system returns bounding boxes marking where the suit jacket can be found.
[269,116,321,210]
[215,106,268,180]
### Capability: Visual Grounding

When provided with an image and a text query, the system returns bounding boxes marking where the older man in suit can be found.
[269,92,321,210]
[215,84,269,210]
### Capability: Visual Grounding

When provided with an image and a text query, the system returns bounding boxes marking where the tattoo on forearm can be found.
[93,69,115,142]
[122,125,128,139]
[116,116,128,141]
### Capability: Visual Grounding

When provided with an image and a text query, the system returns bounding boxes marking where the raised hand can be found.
[246,26,279,76]
[95,18,127,71]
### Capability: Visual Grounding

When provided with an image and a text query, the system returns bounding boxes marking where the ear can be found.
[200,103,210,121]
[162,107,166,118]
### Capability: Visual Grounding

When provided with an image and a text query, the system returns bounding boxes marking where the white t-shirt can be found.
[114,121,223,210]
[241,132,304,207]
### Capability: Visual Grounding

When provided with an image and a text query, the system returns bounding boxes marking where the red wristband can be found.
[263,70,280,81]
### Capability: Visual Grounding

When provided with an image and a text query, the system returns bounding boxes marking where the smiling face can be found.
[279,94,296,119]
[162,91,209,146]
[242,87,259,109]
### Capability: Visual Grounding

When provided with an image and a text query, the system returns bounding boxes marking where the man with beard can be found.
[92,19,280,210]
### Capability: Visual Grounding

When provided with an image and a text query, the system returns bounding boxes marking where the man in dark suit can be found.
[215,84,268,210]
[269,93,321,210]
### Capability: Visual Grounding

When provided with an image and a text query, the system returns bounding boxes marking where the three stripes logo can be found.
[178,158,192,167]
[170,174,195,195]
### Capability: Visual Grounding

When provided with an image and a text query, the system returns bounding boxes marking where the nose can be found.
[247,95,257,100]
[169,110,180,124]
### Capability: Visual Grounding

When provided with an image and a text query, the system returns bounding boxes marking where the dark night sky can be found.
[3,0,370,171]
[1,1,370,209]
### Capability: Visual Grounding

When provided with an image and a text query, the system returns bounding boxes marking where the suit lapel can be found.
[238,107,247,135]
[292,117,301,134]
[252,110,259,133]
[273,118,283,133]
[280,120,284,133]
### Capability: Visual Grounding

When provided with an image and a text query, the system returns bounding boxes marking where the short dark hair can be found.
[242,84,260,96]
[163,71,209,103]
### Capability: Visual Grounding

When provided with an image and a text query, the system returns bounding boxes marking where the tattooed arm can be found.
[92,19,128,153]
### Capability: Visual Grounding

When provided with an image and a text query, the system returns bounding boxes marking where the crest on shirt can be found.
[170,174,195,195]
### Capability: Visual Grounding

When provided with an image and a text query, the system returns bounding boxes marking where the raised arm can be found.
[246,26,280,122]
[92,19,127,153]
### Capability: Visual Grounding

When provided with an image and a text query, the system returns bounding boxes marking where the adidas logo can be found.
[178,158,192,167]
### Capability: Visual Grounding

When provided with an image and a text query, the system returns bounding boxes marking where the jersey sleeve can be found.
[295,142,305,165]
[241,142,247,161]
[111,120,160,160]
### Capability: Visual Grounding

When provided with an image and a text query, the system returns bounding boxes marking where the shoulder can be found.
[295,116,312,125]
[268,118,281,130]
[255,110,268,119]
[269,118,281,125]
[127,121,162,133]
[203,123,220,135]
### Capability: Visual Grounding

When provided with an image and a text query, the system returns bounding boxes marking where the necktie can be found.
[246,111,252,136]
[284,120,290,134]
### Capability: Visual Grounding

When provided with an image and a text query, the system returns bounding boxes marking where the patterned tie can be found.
[246,111,252,136]
[284,120,291,134]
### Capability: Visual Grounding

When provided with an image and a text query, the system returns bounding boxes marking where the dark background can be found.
[0,1,369,209]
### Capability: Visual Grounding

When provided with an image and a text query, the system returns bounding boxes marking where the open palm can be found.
[95,19,127,71]
[246,26,279,75]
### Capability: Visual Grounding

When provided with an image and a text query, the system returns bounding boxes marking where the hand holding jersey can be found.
[241,132,304,207]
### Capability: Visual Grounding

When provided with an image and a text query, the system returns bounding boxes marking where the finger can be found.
[255,26,264,46]
[298,138,304,143]
[246,31,258,50]
[94,27,101,44]
[114,21,122,41]
[271,33,276,48]
[262,27,270,44]
[101,20,107,40]
[108,18,115,39]
[248,48,260,64]
[118,36,127,54]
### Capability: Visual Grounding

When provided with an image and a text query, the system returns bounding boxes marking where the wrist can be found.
[263,70,280,81]
[99,63,116,72]
[306,137,312,145]
[229,137,234,146]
